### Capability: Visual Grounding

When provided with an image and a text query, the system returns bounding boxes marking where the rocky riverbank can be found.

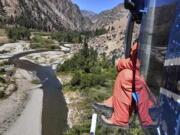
[64,91,86,128]
[0,69,40,134]
[57,74,86,128]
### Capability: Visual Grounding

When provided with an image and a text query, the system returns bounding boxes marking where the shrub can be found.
[111,26,115,31]
[64,123,90,135]
[95,28,108,36]
[0,61,10,66]
[0,76,6,83]
[0,91,5,98]
[6,27,30,41]
[31,35,54,44]
[50,45,60,50]
[0,68,5,74]
[89,66,101,74]
[57,42,99,73]
[30,35,60,50]
[57,41,116,90]
[51,31,83,43]
[71,72,81,86]
[31,79,40,84]
[0,50,9,54]
[80,74,93,89]
[70,73,107,90]
[51,29,107,44]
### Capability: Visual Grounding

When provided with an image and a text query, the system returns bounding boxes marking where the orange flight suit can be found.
[103,41,155,126]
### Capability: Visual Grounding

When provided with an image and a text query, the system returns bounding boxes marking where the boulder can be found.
[0,87,5,98]
[0,76,6,83]
[0,87,5,91]
[5,84,16,96]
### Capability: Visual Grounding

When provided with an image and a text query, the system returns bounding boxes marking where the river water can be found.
[9,51,68,135]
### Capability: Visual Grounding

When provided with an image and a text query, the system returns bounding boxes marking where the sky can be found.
[71,0,124,13]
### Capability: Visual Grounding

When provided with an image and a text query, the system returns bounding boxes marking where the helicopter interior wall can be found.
[148,0,177,8]
[138,0,177,96]
[162,0,180,96]
[147,1,180,134]
[134,0,180,134]
[157,93,180,135]
[163,65,180,95]
[166,0,180,59]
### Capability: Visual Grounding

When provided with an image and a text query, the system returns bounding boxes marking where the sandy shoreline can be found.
[4,88,43,135]
[0,69,43,135]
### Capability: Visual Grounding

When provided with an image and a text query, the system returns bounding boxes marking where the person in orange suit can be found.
[92,40,156,128]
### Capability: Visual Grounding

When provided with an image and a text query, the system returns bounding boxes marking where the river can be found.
[8,51,68,135]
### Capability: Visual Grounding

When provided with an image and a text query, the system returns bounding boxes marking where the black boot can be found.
[98,115,129,129]
[92,103,113,118]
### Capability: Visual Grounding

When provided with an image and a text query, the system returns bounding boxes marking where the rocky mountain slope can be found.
[0,0,92,31]
[81,10,97,20]
[91,4,127,30]
[85,4,141,61]
[0,0,127,31]
[88,14,129,59]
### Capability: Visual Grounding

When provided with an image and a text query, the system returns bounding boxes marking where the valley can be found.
[0,0,144,135]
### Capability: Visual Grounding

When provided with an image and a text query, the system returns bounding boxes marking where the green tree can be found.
[67,33,72,42]
[95,28,108,36]
[0,1,5,16]
[112,55,116,65]
[111,26,115,31]
[78,34,82,43]
[71,72,81,86]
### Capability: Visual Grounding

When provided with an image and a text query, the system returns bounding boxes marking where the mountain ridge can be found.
[0,0,127,31]
[0,0,92,31]
[91,4,127,30]
[81,10,97,20]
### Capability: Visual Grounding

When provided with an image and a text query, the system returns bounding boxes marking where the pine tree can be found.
[0,1,5,16]
[78,34,82,43]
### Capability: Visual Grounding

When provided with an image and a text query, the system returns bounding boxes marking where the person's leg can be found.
[92,96,114,118]
[103,96,113,107]
[102,96,133,127]
[137,100,154,127]
[95,68,134,124]
[92,85,114,117]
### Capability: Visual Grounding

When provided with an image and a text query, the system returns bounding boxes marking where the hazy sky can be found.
[71,0,124,13]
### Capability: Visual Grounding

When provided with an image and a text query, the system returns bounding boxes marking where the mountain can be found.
[0,0,127,31]
[0,0,92,31]
[87,4,130,59]
[88,15,129,59]
[91,4,127,30]
[81,10,97,20]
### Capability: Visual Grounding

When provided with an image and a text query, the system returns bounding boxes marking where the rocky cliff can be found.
[88,14,129,59]
[81,10,97,20]
[91,4,127,30]
[0,0,92,31]
[0,0,128,31]
[82,5,129,60]
[0,0,127,31]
